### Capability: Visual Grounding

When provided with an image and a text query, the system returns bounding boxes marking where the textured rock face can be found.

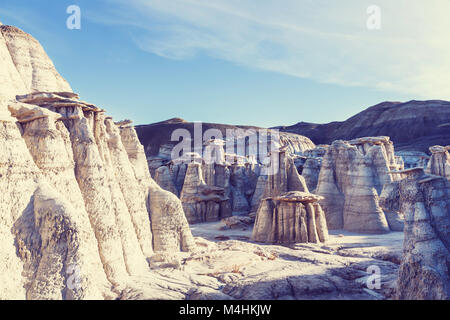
[302,157,322,192]
[154,166,179,197]
[252,191,328,244]
[379,169,450,299]
[0,25,72,99]
[316,137,403,233]
[180,162,232,223]
[250,175,268,212]
[0,87,195,299]
[263,148,310,198]
[252,149,329,243]
[425,145,450,180]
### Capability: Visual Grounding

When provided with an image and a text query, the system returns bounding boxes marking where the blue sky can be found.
[1,0,448,127]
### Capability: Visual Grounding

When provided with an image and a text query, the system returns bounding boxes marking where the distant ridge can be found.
[274,100,450,152]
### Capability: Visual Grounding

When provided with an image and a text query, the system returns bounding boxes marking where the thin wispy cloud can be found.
[93,0,450,98]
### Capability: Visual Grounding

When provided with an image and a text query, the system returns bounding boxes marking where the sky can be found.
[0,0,449,127]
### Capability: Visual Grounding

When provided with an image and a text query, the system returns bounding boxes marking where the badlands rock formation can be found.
[0,25,72,98]
[425,145,450,180]
[135,119,315,167]
[151,139,265,220]
[135,119,315,204]
[316,137,404,233]
[252,191,328,244]
[180,162,232,223]
[379,168,450,299]
[0,25,194,299]
[277,100,450,153]
[252,148,329,243]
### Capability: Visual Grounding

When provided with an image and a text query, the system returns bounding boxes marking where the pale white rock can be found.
[0,26,72,99]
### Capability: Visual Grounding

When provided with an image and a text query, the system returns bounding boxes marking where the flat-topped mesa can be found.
[425,145,450,180]
[252,191,329,244]
[316,137,403,233]
[379,170,450,300]
[0,25,72,99]
[180,162,232,223]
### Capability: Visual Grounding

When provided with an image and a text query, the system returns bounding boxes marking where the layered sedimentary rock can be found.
[252,191,328,244]
[252,148,328,243]
[379,168,450,299]
[1,81,195,298]
[425,145,450,180]
[152,138,263,219]
[301,157,322,192]
[180,162,232,223]
[154,166,179,197]
[0,25,72,99]
[316,137,403,233]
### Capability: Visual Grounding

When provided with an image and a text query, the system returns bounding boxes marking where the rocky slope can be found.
[276,100,450,153]
[0,25,72,98]
[0,25,195,299]
[379,168,450,299]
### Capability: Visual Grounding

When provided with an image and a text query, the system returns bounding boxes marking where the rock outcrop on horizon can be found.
[379,168,450,300]
[425,145,450,180]
[276,100,450,153]
[315,137,404,233]
[0,25,195,299]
